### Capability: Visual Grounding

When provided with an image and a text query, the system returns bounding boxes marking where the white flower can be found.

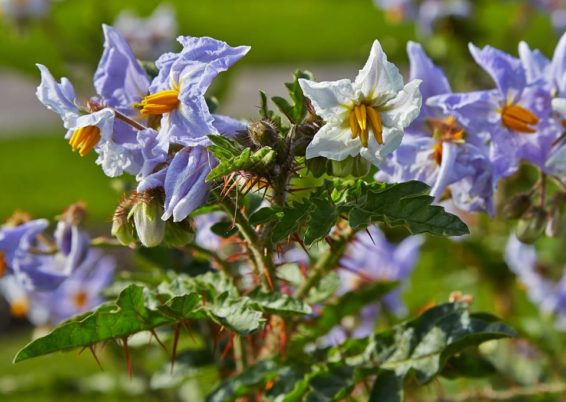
[299,40,422,166]
[545,98,566,178]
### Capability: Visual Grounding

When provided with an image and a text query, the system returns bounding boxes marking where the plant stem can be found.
[233,336,248,373]
[294,226,354,299]
[219,195,277,290]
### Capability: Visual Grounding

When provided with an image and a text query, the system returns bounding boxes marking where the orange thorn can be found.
[122,337,132,379]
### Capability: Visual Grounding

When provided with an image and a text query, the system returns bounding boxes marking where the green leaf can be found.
[248,288,312,316]
[272,96,295,122]
[340,180,469,236]
[14,285,201,363]
[207,134,243,160]
[206,146,276,182]
[271,70,313,123]
[15,273,269,363]
[210,221,239,238]
[248,207,284,226]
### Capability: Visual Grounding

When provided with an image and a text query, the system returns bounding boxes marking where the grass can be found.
[0,133,118,224]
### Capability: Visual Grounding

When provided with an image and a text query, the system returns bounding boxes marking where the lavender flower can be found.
[505,235,566,330]
[0,219,46,275]
[114,4,178,60]
[429,44,555,180]
[140,36,249,147]
[378,42,495,213]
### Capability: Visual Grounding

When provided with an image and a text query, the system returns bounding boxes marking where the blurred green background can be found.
[1,0,564,401]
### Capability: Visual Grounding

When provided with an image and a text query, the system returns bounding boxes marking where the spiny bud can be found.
[546,193,566,237]
[112,195,137,246]
[248,120,279,147]
[305,157,329,178]
[502,193,531,219]
[59,202,87,226]
[516,206,547,244]
[330,156,370,178]
[163,219,194,247]
[128,189,166,248]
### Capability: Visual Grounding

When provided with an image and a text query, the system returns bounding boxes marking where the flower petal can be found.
[380,79,422,129]
[36,64,78,128]
[305,124,361,161]
[298,78,353,122]
[360,126,404,165]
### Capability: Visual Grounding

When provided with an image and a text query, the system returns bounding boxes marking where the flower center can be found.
[0,251,6,277]
[69,125,101,157]
[427,116,465,166]
[139,89,180,116]
[73,290,88,308]
[10,297,29,318]
[348,104,383,148]
[501,104,539,133]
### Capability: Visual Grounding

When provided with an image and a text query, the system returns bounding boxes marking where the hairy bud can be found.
[502,193,531,219]
[248,120,279,147]
[306,157,329,178]
[516,207,547,244]
[128,189,166,248]
[112,195,136,246]
[164,219,194,247]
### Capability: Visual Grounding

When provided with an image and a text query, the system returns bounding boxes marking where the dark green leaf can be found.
[248,288,312,316]
[210,221,238,238]
[248,207,284,226]
[207,134,242,160]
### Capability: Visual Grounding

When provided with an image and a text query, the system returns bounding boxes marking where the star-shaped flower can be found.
[299,40,422,166]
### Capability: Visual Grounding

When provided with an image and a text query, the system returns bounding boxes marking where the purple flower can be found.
[429,44,556,180]
[339,226,422,315]
[0,219,46,275]
[140,36,249,147]
[505,235,566,330]
[0,275,49,325]
[12,219,90,292]
[37,251,116,323]
[378,42,495,213]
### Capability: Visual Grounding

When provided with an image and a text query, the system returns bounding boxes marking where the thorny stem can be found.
[219,194,277,291]
[294,226,354,299]
[114,110,148,131]
[233,336,248,373]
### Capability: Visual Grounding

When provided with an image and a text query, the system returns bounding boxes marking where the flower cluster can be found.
[37,25,250,246]
[378,33,566,217]
[0,206,115,325]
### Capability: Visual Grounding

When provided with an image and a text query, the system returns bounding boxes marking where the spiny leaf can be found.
[339,180,469,236]
[248,288,312,315]
[207,134,242,160]
[206,146,276,182]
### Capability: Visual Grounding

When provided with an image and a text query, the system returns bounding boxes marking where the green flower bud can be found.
[305,156,329,178]
[128,190,165,248]
[330,156,370,178]
[248,120,279,147]
[111,196,136,246]
[502,193,532,219]
[163,219,194,247]
[516,207,547,244]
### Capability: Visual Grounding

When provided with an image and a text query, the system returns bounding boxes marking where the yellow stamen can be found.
[73,291,88,308]
[139,89,180,116]
[0,251,6,278]
[349,111,360,139]
[501,104,539,133]
[433,142,443,166]
[10,298,29,318]
[68,126,101,157]
[360,126,369,147]
[367,106,383,145]
[354,104,367,132]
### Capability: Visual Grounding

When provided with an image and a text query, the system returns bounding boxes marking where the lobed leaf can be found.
[206,146,276,182]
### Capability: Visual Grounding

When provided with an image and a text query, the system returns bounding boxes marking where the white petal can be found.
[552,98,566,118]
[380,79,422,129]
[353,40,404,100]
[305,123,361,161]
[360,126,404,165]
[299,78,353,122]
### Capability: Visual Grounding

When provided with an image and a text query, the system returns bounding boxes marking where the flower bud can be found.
[502,193,531,219]
[516,207,547,244]
[163,219,194,247]
[128,190,166,248]
[248,120,279,147]
[112,195,136,245]
[330,156,370,178]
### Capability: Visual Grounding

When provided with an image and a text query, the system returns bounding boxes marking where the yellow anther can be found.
[68,125,101,157]
[10,298,29,318]
[349,111,360,139]
[433,142,443,166]
[139,89,180,116]
[0,251,6,278]
[367,106,383,145]
[501,104,539,133]
[73,291,88,308]
[354,104,367,132]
